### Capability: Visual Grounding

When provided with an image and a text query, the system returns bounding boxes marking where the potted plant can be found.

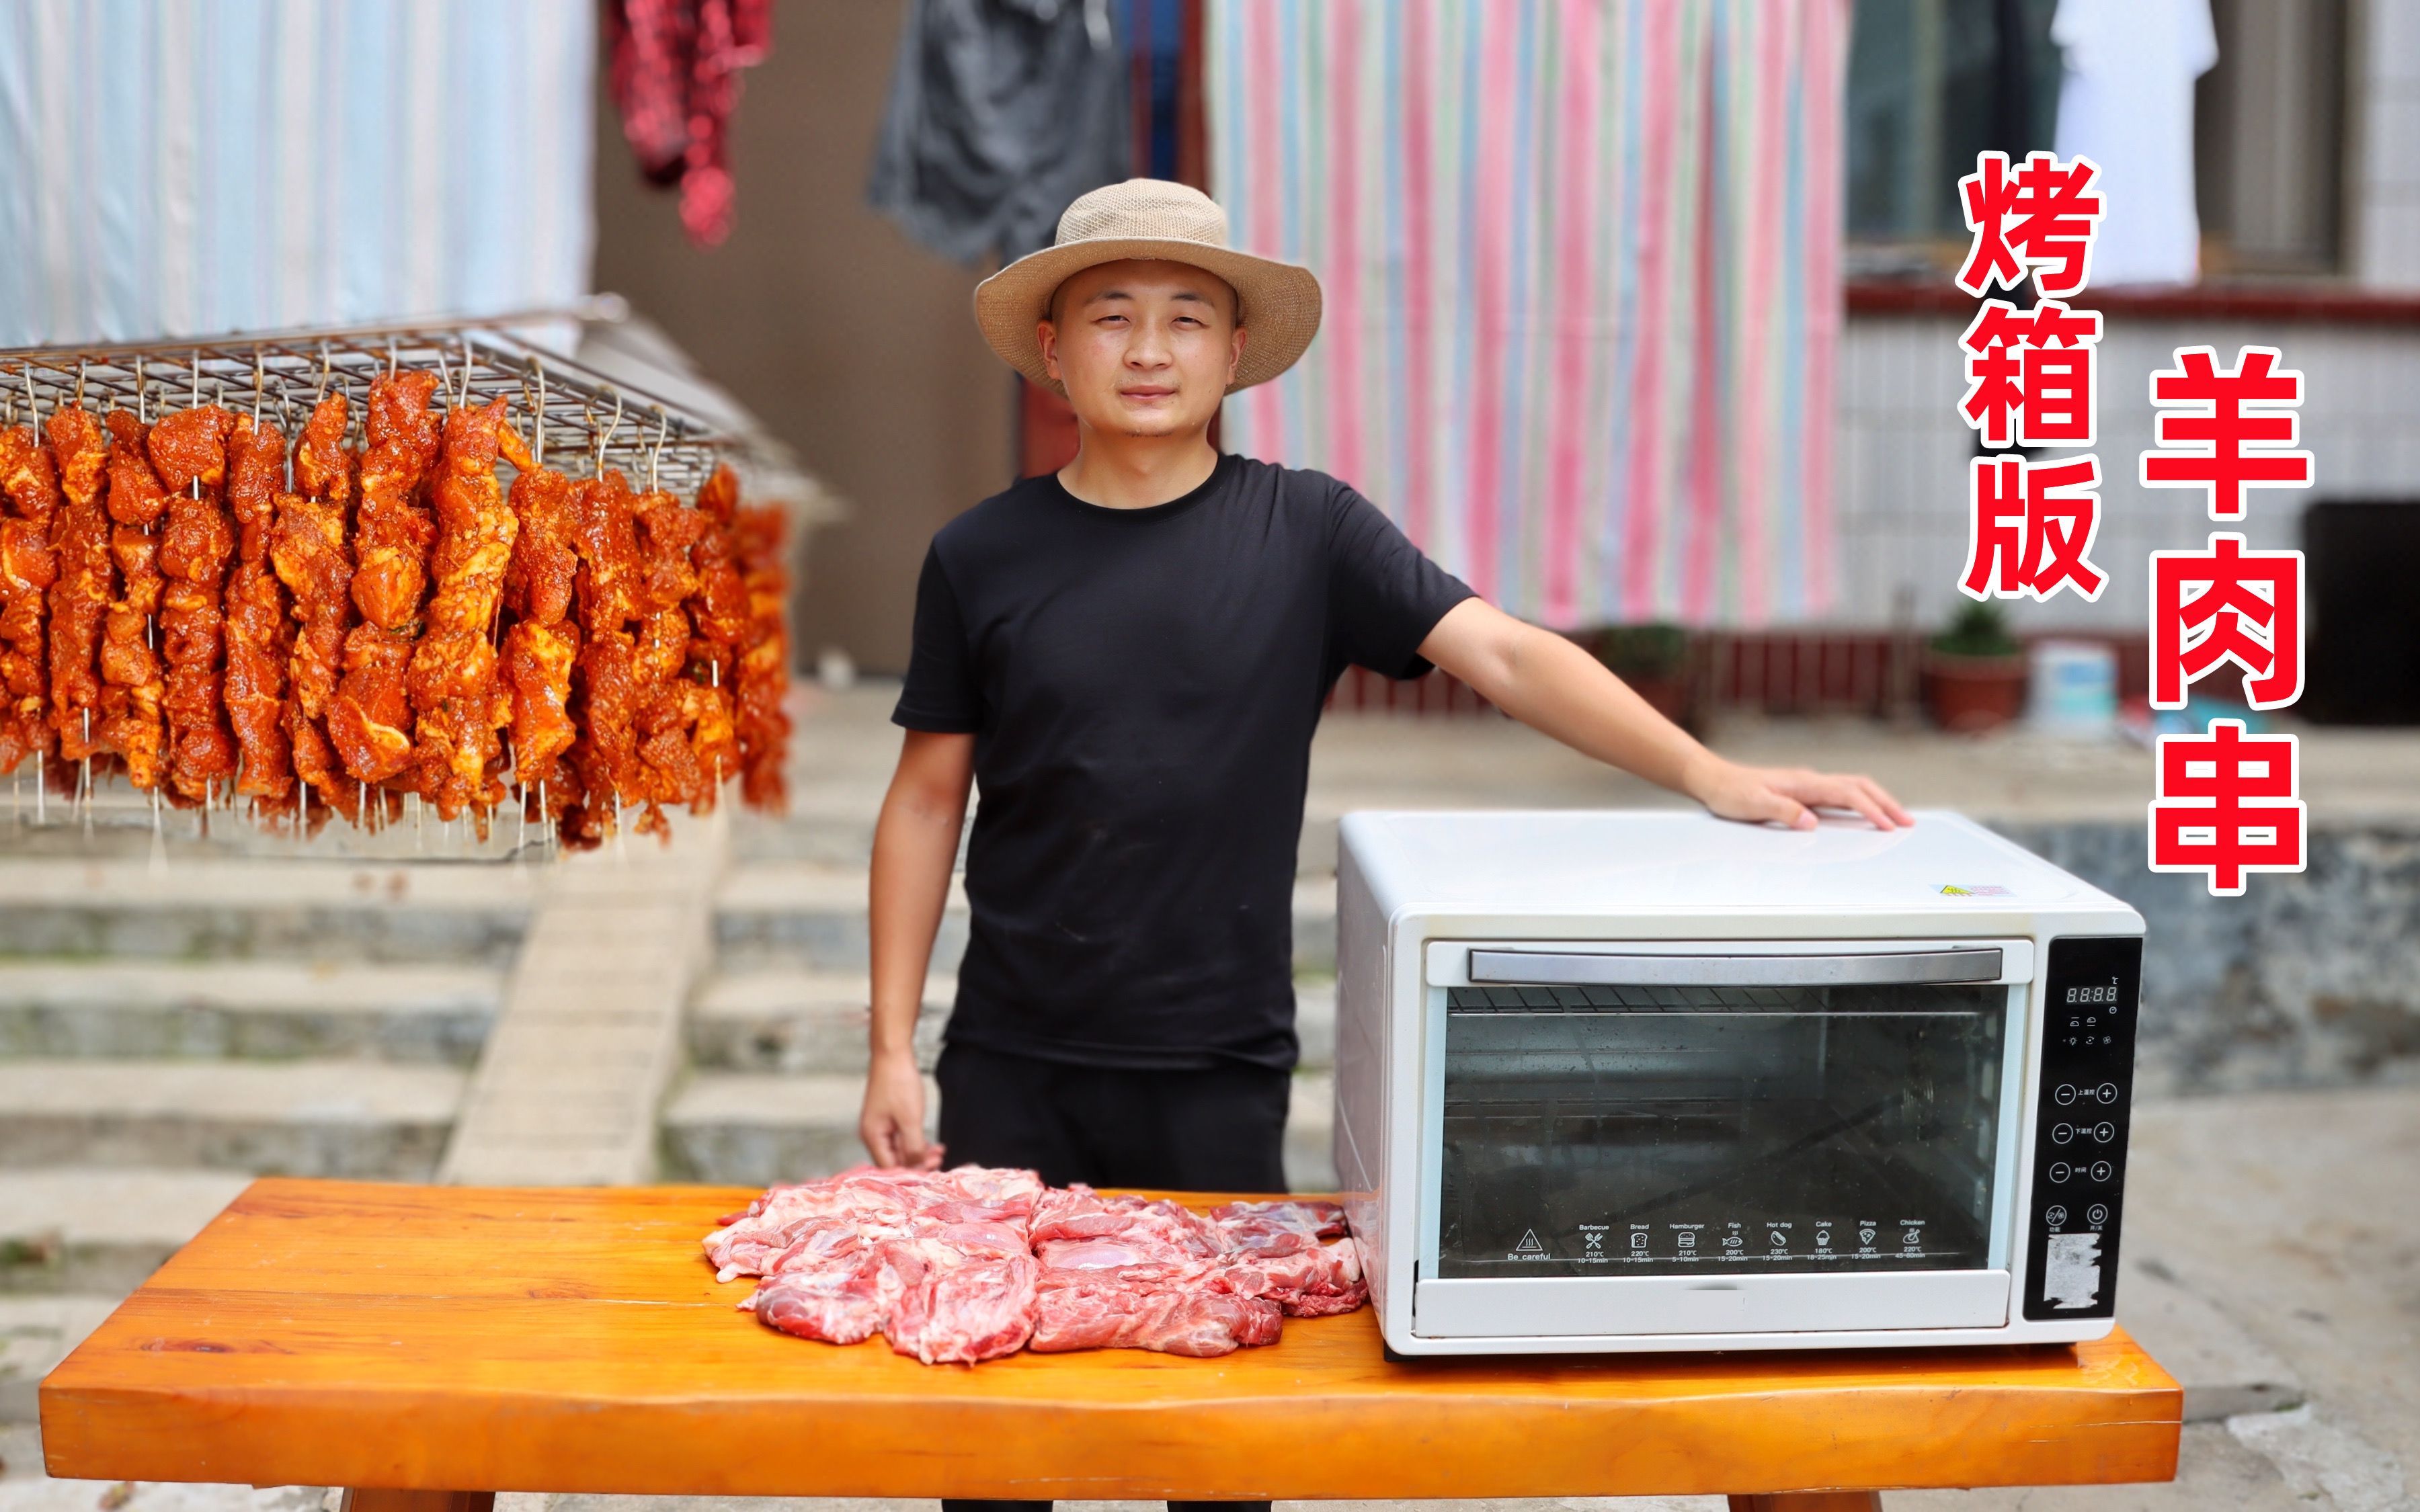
[1923,601,2027,732]
[1591,622,1698,732]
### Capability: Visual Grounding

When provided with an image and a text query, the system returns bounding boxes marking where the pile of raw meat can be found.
[701,1165,1367,1364]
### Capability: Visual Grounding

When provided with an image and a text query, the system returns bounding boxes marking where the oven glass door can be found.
[1433,947,2016,1282]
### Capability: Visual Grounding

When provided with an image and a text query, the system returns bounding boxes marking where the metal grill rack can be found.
[0,311,738,495]
[0,310,762,862]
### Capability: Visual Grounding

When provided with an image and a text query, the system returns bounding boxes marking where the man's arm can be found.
[1418,598,1914,830]
[860,728,976,1169]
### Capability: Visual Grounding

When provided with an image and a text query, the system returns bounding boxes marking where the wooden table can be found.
[40,1179,2180,1512]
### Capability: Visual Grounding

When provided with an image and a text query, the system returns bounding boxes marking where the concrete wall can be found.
[1993,821,2420,1095]
[2353,0,2420,286]
[1834,314,2420,634]
[590,0,1012,675]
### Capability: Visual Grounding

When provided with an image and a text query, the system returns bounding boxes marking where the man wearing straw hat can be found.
[860,179,1910,1237]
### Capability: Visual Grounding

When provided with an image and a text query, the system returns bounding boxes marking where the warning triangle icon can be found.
[1513,1228,1545,1255]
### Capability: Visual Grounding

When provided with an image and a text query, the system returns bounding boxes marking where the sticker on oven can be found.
[1937,883,2014,896]
[1510,1228,1547,1259]
[2044,1231,2103,1309]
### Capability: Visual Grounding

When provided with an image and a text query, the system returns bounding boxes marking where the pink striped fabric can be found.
[1207,0,1849,626]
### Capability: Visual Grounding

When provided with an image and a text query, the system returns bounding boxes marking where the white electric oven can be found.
[1333,809,2144,1356]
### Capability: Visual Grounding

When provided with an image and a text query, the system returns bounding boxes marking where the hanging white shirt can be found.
[2052,0,2220,288]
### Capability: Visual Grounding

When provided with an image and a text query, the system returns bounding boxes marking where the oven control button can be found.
[2097,1082,2120,1105]
[2052,1123,2075,1144]
[2093,1121,2117,1144]
[2091,1160,2113,1181]
[2087,1204,2109,1227]
[2055,1084,2078,1106]
[2045,1204,2068,1228]
[2048,1161,2072,1183]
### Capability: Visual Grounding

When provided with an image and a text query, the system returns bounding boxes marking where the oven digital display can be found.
[2064,984,2120,1005]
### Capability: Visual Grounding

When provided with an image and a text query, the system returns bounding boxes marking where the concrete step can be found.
[0,1169,250,1295]
[687,970,951,1074]
[0,960,501,1065]
[0,1294,116,1422]
[0,858,538,965]
[0,1059,464,1178]
[727,783,881,865]
[657,1070,877,1186]
[713,863,1338,973]
[659,1068,1337,1193]
[685,970,1337,1074]
[713,863,966,972]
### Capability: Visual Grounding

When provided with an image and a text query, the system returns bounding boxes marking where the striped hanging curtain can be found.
[1207,0,1847,627]
[0,0,594,349]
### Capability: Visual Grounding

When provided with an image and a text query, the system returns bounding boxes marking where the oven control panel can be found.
[2023,935,2143,1321]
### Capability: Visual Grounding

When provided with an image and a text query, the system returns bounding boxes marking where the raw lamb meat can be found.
[883,1246,1040,1365]
[707,1167,1366,1364]
[746,1239,889,1345]
[1030,1275,1283,1356]
[704,1163,1043,1282]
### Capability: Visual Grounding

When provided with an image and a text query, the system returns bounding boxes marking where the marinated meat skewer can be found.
[328,372,440,786]
[28,415,107,771]
[270,392,358,821]
[0,425,61,773]
[224,411,295,806]
[561,468,645,845]
[407,397,516,822]
[731,495,791,812]
[630,485,707,832]
[496,424,579,814]
[684,465,749,804]
[149,404,239,806]
[688,464,749,680]
[350,371,443,631]
[96,411,170,791]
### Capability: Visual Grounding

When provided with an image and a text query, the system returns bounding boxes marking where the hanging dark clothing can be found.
[604,0,774,247]
[866,0,1131,265]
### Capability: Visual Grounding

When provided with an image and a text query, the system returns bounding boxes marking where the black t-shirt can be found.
[893,453,1474,1070]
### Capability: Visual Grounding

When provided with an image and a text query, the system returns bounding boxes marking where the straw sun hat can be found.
[973,178,1324,396]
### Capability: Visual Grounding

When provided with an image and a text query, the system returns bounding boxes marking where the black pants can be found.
[936,1040,1290,1512]
[934,1039,1291,1192]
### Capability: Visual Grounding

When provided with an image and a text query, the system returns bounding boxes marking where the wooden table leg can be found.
[1728,1495,1884,1511]
[339,1492,495,1512]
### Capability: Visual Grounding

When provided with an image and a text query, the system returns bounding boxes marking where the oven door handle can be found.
[1465,948,2006,987]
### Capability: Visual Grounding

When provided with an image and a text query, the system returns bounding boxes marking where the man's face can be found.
[1038,259,1246,439]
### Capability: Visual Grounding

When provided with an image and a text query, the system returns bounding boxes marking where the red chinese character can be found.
[1957,151,2105,297]
[2139,345,2313,519]
[2149,533,2304,709]
[1960,454,2106,601]
[2148,720,2304,896]
[1959,299,2101,448]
